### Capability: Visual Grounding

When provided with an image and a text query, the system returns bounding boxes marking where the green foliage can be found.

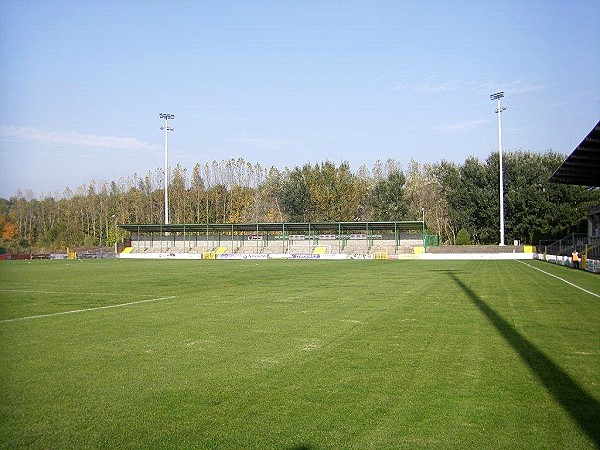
[281,167,310,221]
[280,161,365,222]
[2,152,598,250]
[0,198,12,215]
[370,171,409,221]
[1,260,599,448]
[430,152,599,244]
[456,228,471,245]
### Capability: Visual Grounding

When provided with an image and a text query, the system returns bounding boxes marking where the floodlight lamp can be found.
[490,92,504,100]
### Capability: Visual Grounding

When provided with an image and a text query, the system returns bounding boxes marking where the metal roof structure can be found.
[119,221,425,235]
[549,120,600,187]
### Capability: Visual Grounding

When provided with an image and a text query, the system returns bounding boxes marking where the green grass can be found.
[0,259,599,449]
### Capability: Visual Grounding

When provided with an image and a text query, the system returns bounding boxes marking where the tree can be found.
[246,167,284,222]
[1,151,597,251]
[501,151,598,244]
[0,213,18,241]
[170,164,188,223]
[429,161,462,243]
[281,167,310,222]
[369,171,409,221]
[460,156,497,243]
[190,163,206,223]
[404,160,452,242]
[332,162,363,221]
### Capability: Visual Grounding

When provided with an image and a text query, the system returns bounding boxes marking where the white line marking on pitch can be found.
[516,260,600,298]
[0,296,177,323]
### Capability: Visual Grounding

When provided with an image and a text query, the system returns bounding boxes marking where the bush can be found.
[456,228,471,245]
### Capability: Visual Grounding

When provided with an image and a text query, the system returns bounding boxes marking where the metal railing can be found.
[542,233,600,259]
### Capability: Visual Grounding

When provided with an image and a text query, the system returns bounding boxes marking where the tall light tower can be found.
[490,92,506,246]
[159,113,174,224]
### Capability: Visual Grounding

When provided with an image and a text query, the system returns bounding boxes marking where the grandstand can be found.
[117,220,541,261]
[546,120,600,272]
[118,221,427,258]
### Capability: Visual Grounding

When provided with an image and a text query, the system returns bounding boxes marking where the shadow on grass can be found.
[428,269,464,273]
[447,272,600,446]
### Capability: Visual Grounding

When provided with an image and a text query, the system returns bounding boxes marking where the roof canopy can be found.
[550,120,600,187]
[119,221,425,235]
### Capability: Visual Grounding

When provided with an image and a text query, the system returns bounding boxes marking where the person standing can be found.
[572,250,580,269]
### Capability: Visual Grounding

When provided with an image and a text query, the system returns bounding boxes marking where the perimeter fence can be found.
[538,233,600,273]
[541,233,600,259]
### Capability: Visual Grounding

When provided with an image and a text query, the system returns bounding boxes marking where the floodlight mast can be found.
[159,113,174,225]
[490,92,506,246]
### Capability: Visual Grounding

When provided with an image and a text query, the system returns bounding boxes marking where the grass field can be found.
[1,259,599,449]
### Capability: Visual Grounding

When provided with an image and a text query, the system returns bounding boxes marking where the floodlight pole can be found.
[490,92,506,246]
[159,113,174,225]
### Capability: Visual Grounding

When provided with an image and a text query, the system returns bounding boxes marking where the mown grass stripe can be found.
[0,289,156,297]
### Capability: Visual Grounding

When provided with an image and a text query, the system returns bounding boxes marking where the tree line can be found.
[0,152,597,252]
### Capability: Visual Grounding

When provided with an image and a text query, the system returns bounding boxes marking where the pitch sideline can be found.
[516,260,600,299]
[0,295,177,323]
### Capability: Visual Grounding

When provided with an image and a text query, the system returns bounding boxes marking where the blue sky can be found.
[1,0,599,198]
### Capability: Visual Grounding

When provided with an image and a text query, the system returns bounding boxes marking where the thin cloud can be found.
[393,75,545,95]
[433,119,491,132]
[0,125,158,150]
[502,80,547,94]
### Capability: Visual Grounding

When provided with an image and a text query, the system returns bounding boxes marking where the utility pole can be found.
[159,113,174,224]
[490,92,506,246]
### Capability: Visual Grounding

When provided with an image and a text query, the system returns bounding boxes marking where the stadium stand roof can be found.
[549,120,600,187]
[119,221,425,235]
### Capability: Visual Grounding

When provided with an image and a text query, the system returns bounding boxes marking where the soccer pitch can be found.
[1,259,599,449]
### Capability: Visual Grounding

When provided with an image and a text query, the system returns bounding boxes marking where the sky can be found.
[1,0,599,198]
